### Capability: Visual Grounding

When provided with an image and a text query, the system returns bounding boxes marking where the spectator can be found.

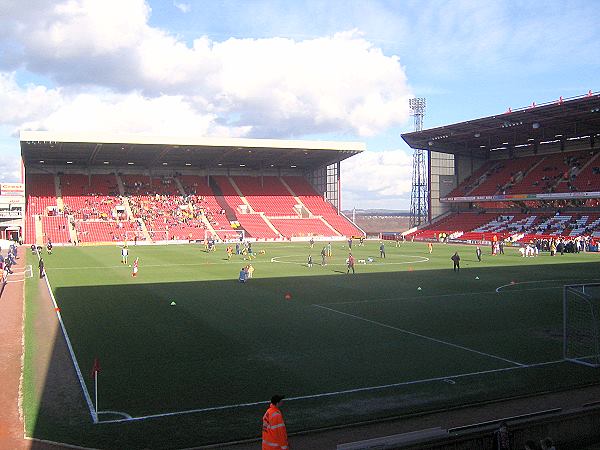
[540,437,556,450]
[494,421,510,450]
[524,439,540,450]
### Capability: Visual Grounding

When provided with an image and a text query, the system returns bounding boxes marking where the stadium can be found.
[2,92,600,450]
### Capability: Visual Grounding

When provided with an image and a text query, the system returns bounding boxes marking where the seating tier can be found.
[236,214,279,239]
[42,216,70,243]
[283,176,362,237]
[270,218,334,238]
[232,176,298,216]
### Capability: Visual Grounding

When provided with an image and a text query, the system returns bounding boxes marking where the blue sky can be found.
[0,1,598,209]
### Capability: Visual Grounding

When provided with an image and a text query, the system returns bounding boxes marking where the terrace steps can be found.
[227,176,255,213]
[174,177,186,195]
[319,216,342,236]
[35,215,43,245]
[280,176,314,217]
[259,212,283,237]
[54,175,65,211]
[67,215,78,243]
[208,177,237,222]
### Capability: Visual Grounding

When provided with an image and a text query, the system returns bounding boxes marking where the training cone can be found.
[417,286,422,291]
[284,292,292,300]
[475,276,479,280]
[170,301,176,306]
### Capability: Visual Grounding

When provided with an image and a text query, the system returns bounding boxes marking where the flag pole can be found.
[94,370,98,413]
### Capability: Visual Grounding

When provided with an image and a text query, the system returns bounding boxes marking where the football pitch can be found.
[25,241,600,448]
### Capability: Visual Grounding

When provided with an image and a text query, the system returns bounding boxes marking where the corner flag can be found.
[91,357,101,377]
[92,357,101,413]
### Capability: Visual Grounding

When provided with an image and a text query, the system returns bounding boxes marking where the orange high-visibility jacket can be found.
[262,404,288,449]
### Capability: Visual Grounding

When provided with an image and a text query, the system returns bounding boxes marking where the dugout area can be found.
[23,241,600,448]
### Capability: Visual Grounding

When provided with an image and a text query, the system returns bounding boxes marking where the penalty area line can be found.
[495,278,600,293]
[96,359,563,424]
[313,304,525,367]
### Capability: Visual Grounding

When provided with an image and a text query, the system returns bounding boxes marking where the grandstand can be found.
[18,133,366,245]
[401,92,600,248]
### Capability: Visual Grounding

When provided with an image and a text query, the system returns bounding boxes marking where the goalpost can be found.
[205,228,245,243]
[564,283,600,368]
[147,230,170,242]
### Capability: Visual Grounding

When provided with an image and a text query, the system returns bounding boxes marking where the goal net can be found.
[564,283,600,368]
[124,231,147,243]
[148,230,170,242]
[205,228,244,243]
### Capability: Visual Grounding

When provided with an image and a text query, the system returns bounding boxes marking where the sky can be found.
[0,1,598,210]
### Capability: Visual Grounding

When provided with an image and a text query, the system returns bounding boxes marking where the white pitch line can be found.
[313,304,525,367]
[321,290,498,306]
[96,359,563,424]
[98,410,133,419]
[271,254,430,267]
[47,255,430,271]
[36,250,99,424]
[495,278,600,293]
[46,261,271,270]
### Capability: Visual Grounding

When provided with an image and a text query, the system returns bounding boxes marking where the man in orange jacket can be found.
[262,395,288,449]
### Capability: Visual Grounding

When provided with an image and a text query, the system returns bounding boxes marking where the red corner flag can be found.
[91,357,101,377]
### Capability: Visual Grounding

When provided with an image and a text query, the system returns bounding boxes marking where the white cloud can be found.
[0,73,63,125]
[0,1,416,209]
[0,1,412,138]
[341,149,413,209]
[173,1,191,13]
[19,89,251,138]
[0,151,21,183]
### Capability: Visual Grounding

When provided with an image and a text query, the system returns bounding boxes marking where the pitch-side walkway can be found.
[0,250,69,450]
[219,380,600,449]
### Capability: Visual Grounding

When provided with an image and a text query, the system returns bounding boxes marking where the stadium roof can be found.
[20,131,365,170]
[401,92,600,158]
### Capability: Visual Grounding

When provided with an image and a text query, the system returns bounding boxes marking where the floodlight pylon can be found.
[409,98,428,228]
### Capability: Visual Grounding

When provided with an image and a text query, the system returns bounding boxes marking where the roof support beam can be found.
[88,143,102,165]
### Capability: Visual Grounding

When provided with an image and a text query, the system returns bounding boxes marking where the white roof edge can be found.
[19,131,365,152]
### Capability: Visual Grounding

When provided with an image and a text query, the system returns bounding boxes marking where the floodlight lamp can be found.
[532,122,540,129]
[474,133,481,138]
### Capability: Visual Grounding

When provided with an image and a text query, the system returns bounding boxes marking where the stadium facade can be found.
[13,132,366,245]
[401,91,600,246]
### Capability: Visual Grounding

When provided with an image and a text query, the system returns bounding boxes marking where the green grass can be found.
[24,241,600,448]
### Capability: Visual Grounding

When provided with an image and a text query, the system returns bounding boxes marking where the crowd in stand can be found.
[518,236,596,255]
[124,176,212,241]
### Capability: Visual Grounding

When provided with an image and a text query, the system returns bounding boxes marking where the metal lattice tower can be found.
[409,98,428,228]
